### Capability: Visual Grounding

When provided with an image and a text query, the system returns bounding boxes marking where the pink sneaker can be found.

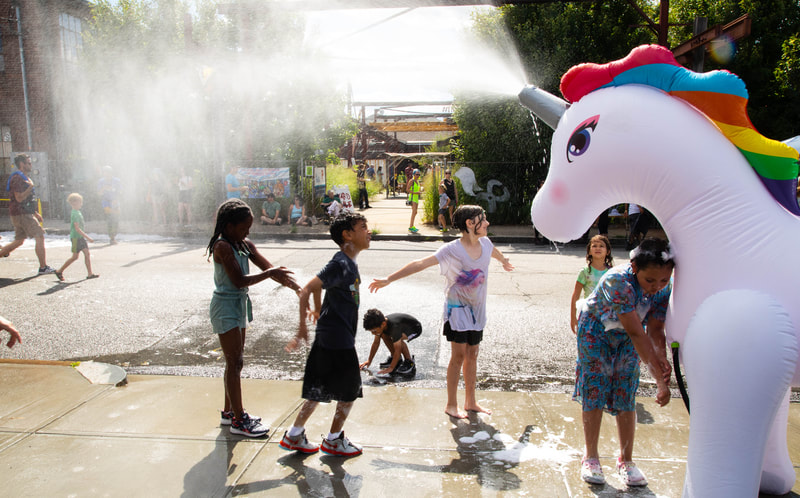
[580,457,605,484]
[617,457,647,486]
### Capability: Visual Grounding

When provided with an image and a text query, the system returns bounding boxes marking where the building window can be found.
[59,13,82,62]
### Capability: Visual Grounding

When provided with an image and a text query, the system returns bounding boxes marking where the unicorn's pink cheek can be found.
[549,179,569,204]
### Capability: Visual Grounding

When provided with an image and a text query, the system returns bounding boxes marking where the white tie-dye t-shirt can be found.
[434,237,494,331]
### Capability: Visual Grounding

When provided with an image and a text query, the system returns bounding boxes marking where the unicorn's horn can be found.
[518,85,569,130]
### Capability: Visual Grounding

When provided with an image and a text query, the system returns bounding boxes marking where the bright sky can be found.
[304,5,525,103]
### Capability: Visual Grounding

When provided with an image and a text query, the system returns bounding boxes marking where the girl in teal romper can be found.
[206,199,300,437]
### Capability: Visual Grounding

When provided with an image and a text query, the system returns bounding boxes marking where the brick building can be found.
[0,0,90,214]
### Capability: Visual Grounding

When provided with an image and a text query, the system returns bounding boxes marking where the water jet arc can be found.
[517,85,568,130]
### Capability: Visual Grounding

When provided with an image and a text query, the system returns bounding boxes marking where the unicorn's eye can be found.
[566,115,599,163]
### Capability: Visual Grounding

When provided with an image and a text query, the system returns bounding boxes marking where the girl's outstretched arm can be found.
[215,239,297,290]
[369,254,439,292]
[491,247,514,272]
[247,240,300,292]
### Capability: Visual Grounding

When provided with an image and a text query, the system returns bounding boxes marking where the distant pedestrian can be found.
[97,165,121,245]
[370,205,514,418]
[568,235,613,333]
[406,169,422,233]
[442,169,458,228]
[282,212,371,456]
[357,163,370,209]
[0,154,55,274]
[0,314,22,349]
[437,182,450,232]
[177,167,193,227]
[55,193,98,282]
[225,165,247,199]
[206,198,300,437]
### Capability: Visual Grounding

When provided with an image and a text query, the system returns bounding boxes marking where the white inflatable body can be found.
[528,54,800,495]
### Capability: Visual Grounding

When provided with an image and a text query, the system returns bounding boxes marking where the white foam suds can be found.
[491,433,580,465]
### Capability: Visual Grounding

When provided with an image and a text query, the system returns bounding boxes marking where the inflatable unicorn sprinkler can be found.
[521,45,800,496]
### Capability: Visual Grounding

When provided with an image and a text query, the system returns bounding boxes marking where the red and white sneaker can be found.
[279,430,319,454]
[320,431,362,457]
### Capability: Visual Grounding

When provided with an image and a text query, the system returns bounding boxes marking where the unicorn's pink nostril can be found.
[549,180,569,204]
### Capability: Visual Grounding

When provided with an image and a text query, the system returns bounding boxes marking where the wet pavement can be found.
[0,362,693,497]
[0,196,797,496]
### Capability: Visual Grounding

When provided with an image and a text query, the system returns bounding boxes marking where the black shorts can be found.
[301,342,363,403]
[443,320,483,346]
[71,236,88,254]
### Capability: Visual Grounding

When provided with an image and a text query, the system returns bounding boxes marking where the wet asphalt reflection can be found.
[2,236,677,398]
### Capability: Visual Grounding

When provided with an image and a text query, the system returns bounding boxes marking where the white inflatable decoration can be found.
[521,45,800,496]
[454,166,483,196]
[476,179,511,213]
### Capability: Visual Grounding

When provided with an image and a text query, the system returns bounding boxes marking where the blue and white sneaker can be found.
[229,413,268,438]
[220,410,261,426]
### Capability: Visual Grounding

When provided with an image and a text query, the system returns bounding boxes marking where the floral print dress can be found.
[574,264,671,414]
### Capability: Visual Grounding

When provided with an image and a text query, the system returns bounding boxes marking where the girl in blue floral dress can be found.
[576,238,674,487]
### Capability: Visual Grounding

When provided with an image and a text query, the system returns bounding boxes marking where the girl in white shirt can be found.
[369,205,514,418]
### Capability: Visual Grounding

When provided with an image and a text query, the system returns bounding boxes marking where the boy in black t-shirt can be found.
[360,309,421,376]
[282,213,371,457]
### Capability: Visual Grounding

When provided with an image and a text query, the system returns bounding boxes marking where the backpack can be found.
[6,170,37,214]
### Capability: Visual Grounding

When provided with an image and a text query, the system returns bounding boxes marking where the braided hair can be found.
[585,234,614,269]
[205,198,253,260]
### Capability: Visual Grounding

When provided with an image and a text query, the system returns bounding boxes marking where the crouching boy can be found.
[360,309,421,376]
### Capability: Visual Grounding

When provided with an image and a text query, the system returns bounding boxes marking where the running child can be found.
[369,205,514,419]
[55,193,98,281]
[575,237,673,487]
[281,212,371,456]
[360,309,422,376]
[569,235,613,333]
[206,198,300,438]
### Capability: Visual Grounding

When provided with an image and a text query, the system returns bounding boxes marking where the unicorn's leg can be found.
[760,389,795,495]
[680,290,797,498]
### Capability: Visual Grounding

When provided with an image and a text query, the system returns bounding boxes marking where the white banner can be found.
[332,185,355,213]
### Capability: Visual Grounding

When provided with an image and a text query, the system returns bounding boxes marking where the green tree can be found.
[69,0,356,219]
[669,0,800,139]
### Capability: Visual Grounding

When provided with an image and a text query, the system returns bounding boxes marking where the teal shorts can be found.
[210,293,252,334]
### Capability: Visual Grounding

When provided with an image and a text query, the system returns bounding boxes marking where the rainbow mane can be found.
[560,45,800,216]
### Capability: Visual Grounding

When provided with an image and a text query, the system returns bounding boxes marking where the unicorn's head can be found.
[523,45,800,243]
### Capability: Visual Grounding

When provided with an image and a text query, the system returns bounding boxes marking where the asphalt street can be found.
[0,233,608,395]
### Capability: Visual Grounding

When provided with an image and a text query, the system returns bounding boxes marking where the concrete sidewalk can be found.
[31,194,648,245]
[1,361,798,497]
